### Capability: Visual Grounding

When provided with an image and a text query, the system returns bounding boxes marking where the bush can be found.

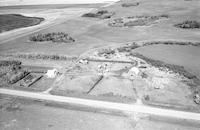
[3,53,77,61]
[143,41,200,46]
[117,43,140,52]
[82,13,99,18]
[0,60,22,79]
[121,2,139,7]
[144,95,150,101]
[124,19,147,27]
[29,32,75,43]
[0,60,21,67]
[82,10,114,19]
[0,60,31,85]
[175,20,200,29]
[96,10,108,15]
[98,48,115,56]
[159,14,169,18]
[9,70,29,84]
[109,15,168,27]
[141,72,148,78]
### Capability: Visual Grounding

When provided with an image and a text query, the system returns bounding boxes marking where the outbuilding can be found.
[46,69,58,78]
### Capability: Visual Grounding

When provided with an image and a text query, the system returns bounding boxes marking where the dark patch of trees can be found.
[29,32,75,43]
[82,10,114,19]
[121,2,139,7]
[175,20,200,29]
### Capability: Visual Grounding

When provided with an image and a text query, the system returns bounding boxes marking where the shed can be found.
[46,69,58,78]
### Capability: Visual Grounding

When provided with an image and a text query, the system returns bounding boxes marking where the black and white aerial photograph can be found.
[0,0,200,129]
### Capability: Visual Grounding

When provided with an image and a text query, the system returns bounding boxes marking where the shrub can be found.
[29,32,75,43]
[143,41,200,46]
[96,10,108,15]
[3,53,77,61]
[82,13,99,18]
[0,60,31,86]
[117,43,140,52]
[109,15,168,27]
[0,60,21,67]
[174,20,200,29]
[159,14,169,18]
[144,95,150,101]
[9,70,29,84]
[121,2,139,7]
[82,10,114,19]
[124,19,146,27]
[98,48,115,56]
[141,72,148,78]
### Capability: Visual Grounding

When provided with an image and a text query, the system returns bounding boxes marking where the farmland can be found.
[0,0,200,129]
[0,14,44,33]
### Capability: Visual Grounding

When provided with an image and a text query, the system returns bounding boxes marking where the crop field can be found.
[0,14,44,33]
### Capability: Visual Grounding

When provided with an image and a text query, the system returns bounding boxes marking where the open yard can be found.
[89,76,136,100]
[53,74,101,93]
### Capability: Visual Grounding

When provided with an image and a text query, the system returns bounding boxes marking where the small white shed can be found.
[46,69,58,78]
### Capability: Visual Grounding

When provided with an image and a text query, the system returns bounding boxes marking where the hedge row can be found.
[4,53,77,61]
[0,60,21,67]
[143,41,200,46]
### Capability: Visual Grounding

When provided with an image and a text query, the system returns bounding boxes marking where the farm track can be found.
[0,88,200,121]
